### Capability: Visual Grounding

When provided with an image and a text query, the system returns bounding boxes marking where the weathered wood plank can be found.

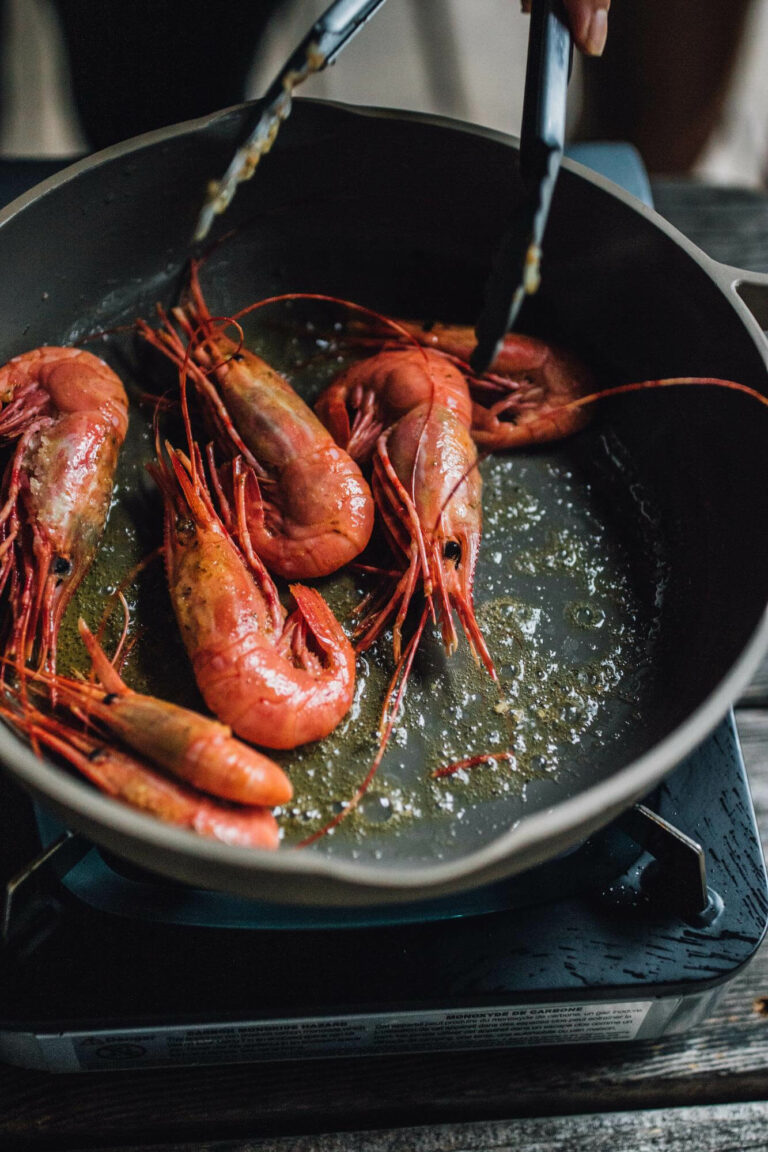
[740,658,768,710]
[736,710,768,842]
[63,1100,768,1152]
[652,181,768,274]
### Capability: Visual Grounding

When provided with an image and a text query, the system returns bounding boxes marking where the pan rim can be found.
[1,98,768,902]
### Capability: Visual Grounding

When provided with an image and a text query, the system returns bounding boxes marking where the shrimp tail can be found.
[288,584,344,651]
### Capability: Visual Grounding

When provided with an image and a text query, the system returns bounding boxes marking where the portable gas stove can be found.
[0,149,766,1074]
[0,712,766,1072]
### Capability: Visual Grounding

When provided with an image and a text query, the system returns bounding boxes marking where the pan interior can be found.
[51,257,668,867]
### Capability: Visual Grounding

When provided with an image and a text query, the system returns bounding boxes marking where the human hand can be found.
[521,0,610,56]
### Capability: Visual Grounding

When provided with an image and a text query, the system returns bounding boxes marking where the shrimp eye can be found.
[103,693,118,705]
[52,555,72,577]
[443,540,462,566]
[230,352,245,362]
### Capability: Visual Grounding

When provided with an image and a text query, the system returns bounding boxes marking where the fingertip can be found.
[564,0,610,56]
[585,7,608,56]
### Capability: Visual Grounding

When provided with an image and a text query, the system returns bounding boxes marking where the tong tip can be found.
[469,338,498,378]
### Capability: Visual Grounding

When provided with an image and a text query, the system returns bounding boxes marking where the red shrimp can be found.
[1,697,280,849]
[150,440,356,750]
[41,619,294,807]
[0,347,128,672]
[137,261,374,580]
[316,345,495,676]
[338,317,768,454]
[344,319,595,449]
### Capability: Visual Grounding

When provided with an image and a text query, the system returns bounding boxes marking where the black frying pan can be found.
[1,100,767,905]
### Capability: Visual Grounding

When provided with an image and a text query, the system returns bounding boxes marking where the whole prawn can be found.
[1,695,281,849]
[39,618,294,808]
[0,347,128,672]
[138,261,374,580]
[316,345,496,677]
[339,319,596,449]
[150,438,356,750]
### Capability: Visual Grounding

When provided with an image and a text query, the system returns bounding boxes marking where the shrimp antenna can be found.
[297,603,429,848]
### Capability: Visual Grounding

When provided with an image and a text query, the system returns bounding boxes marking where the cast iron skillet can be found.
[1,100,768,906]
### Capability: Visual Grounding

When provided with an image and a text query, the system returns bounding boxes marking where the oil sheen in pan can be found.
[55,324,668,866]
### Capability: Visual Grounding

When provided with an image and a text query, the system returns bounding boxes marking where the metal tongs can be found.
[470,0,573,374]
[194,0,390,242]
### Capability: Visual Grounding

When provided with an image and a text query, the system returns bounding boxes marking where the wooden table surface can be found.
[2,180,768,1151]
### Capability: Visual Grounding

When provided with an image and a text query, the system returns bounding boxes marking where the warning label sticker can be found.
[37,999,660,1071]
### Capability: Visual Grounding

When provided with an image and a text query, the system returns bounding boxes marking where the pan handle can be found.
[706,260,768,333]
